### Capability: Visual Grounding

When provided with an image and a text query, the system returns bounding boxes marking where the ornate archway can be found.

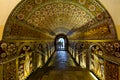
[2,0,118,40]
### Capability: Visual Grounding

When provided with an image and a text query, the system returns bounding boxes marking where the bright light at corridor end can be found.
[90,72,98,80]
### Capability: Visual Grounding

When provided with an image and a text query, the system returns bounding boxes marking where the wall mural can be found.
[105,61,119,80]
[90,44,104,80]
[0,40,120,80]
[0,41,55,80]
[34,43,44,68]
[79,50,87,68]
[18,45,33,80]
[3,0,117,40]
[3,60,17,80]
[18,56,25,80]
[90,53,104,80]
[69,41,120,80]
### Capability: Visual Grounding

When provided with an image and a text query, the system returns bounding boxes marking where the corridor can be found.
[26,51,98,80]
[1,0,120,80]
[48,51,76,68]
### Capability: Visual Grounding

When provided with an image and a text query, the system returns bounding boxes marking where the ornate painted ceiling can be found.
[2,0,117,40]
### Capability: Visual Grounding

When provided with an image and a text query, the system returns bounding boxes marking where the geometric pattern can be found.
[2,0,118,40]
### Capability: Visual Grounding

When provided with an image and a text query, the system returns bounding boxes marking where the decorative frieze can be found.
[100,42,120,58]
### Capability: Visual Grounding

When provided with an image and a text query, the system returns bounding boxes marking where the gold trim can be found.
[2,40,54,42]
[1,39,119,43]
[69,39,119,42]
[1,54,25,65]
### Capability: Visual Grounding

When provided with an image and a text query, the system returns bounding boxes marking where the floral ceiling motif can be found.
[2,0,117,40]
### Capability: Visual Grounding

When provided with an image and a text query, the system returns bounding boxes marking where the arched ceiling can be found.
[2,0,117,40]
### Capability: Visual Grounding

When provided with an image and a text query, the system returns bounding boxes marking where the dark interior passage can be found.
[56,38,66,50]
[55,34,68,51]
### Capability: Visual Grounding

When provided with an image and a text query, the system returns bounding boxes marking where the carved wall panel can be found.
[69,40,120,80]
[79,50,87,68]
[105,61,119,80]
[89,44,104,80]
[18,56,25,80]
[18,44,31,80]
[0,42,18,61]
[0,40,55,80]
[3,60,17,80]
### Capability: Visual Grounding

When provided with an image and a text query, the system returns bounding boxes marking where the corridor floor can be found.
[26,51,98,80]
[48,51,76,68]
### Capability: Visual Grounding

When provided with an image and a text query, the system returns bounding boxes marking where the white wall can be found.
[100,0,120,25]
[0,0,21,26]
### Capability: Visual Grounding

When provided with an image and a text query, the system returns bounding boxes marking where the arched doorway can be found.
[55,34,68,51]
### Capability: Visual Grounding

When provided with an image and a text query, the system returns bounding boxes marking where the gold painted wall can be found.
[0,25,120,40]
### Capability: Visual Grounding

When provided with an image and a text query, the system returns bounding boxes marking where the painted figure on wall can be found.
[90,53,104,80]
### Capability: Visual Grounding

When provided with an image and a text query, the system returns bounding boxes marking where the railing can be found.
[69,40,120,80]
[0,40,55,80]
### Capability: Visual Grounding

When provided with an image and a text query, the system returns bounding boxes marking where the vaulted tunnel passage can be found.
[55,34,68,51]
[0,0,120,80]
